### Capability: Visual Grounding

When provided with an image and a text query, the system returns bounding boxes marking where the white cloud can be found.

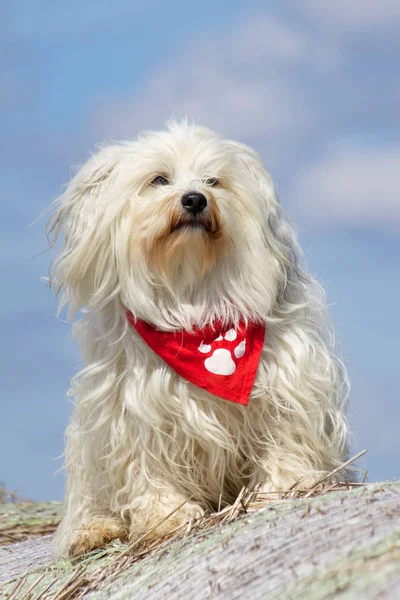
[224,14,343,73]
[91,14,338,171]
[95,67,312,147]
[84,9,399,232]
[296,0,400,31]
[292,144,400,229]
[226,15,312,64]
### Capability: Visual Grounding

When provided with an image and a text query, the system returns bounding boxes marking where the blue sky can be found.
[1,1,399,501]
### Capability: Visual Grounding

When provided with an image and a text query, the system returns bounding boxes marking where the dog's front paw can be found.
[129,501,203,544]
[67,517,128,557]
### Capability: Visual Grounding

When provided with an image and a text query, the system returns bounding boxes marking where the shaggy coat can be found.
[48,122,349,557]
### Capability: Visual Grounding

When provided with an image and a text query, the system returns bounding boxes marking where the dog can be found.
[48,121,349,557]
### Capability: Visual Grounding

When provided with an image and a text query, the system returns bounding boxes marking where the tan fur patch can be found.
[144,194,229,281]
[68,517,128,557]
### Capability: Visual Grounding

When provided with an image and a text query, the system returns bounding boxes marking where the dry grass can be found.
[0,487,29,505]
[0,450,368,600]
[0,523,61,547]
[0,486,61,546]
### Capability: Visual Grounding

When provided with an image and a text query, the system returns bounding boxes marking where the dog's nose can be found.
[181,192,207,215]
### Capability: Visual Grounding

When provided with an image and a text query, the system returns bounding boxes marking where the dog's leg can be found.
[250,451,328,496]
[249,399,349,495]
[53,414,130,557]
[249,325,350,495]
[128,492,204,544]
[66,516,128,557]
[248,407,349,496]
[54,489,130,557]
[54,505,129,557]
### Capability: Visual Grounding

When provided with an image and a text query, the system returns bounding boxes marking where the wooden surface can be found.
[0,482,399,599]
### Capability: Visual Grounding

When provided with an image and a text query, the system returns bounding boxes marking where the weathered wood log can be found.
[0,481,399,599]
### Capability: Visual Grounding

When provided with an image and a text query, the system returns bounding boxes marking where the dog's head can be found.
[48,122,299,326]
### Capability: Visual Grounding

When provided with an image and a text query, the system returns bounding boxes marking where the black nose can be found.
[181,191,207,215]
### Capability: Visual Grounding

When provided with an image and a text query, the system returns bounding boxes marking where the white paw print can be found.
[198,329,246,375]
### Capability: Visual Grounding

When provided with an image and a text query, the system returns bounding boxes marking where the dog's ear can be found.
[225,139,302,291]
[225,139,290,243]
[47,145,127,317]
[225,140,279,214]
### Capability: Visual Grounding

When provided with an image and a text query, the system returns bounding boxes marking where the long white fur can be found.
[48,122,349,556]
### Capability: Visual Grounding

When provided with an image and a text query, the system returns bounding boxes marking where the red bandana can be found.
[126,311,265,406]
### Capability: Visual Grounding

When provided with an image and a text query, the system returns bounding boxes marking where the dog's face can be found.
[128,128,236,286]
[49,123,293,325]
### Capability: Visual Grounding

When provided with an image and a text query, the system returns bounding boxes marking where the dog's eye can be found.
[205,177,219,187]
[151,175,169,186]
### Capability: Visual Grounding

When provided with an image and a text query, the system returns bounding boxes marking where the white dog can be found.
[48,122,349,557]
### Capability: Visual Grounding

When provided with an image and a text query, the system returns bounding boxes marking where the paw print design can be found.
[198,328,246,375]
